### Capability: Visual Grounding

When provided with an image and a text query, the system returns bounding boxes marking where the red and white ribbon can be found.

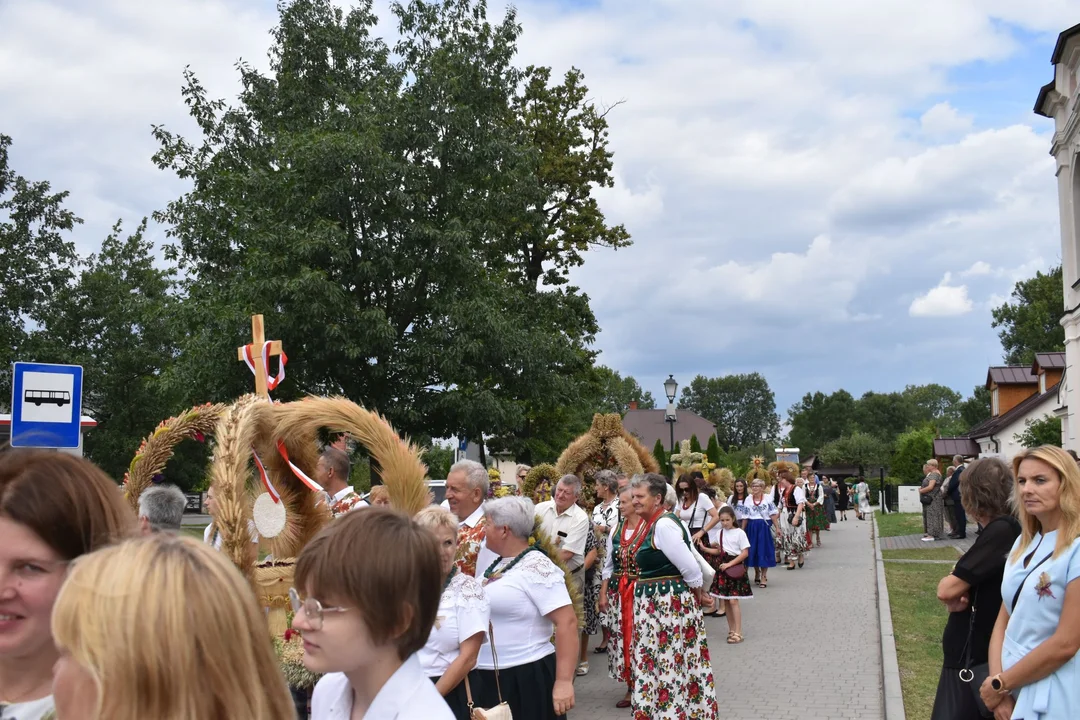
[277,439,324,493]
[252,449,282,503]
[242,342,287,391]
[242,338,322,495]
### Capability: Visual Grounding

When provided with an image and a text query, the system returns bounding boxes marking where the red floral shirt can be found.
[455,517,488,577]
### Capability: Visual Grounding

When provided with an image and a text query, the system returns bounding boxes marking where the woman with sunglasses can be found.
[674,474,718,547]
[292,508,453,720]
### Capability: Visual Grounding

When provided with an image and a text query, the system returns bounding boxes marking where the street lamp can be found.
[664,375,678,455]
[761,428,768,459]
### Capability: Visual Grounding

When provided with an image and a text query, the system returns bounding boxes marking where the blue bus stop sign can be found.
[10,362,84,448]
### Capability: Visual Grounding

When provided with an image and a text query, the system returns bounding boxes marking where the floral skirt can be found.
[606,576,635,685]
[778,511,808,557]
[631,589,718,720]
[806,503,829,532]
[708,553,753,600]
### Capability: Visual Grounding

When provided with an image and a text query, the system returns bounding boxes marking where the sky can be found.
[0,0,1076,421]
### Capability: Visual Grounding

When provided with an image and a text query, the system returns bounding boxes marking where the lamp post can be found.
[664,375,678,456]
[761,428,768,460]
[879,466,886,514]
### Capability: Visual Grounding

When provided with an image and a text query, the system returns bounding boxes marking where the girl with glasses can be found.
[292,508,452,720]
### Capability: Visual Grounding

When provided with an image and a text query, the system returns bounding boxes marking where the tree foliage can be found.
[958,385,992,431]
[652,438,669,477]
[786,390,857,455]
[891,426,935,484]
[593,366,655,415]
[678,373,781,449]
[991,266,1064,366]
[150,0,624,454]
[1014,415,1062,449]
[705,434,722,468]
[0,135,81,408]
[818,432,891,473]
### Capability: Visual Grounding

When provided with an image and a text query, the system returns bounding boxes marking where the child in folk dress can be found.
[696,506,752,644]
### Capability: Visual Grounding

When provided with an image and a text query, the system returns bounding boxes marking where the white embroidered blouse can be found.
[418,571,490,677]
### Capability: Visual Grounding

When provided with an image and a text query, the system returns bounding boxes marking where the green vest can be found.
[611,517,642,578]
[634,512,692,598]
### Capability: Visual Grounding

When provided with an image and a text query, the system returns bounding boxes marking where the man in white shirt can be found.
[534,475,590,574]
[316,447,369,518]
[445,459,498,576]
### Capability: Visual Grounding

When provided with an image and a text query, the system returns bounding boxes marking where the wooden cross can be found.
[236,314,283,399]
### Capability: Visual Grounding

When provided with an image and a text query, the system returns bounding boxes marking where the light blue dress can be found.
[999,531,1080,720]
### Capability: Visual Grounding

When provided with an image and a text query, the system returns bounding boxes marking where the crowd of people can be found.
[2,439,1077,720]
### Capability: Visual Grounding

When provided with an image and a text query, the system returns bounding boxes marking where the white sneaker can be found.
[921,537,934,542]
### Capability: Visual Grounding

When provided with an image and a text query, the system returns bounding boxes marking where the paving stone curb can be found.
[874,518,907,720]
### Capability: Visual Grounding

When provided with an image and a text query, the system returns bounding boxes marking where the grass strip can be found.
[875,512,926,538]
[883,554,948,719]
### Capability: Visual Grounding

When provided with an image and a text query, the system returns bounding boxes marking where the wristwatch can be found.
[990,674,1009,694]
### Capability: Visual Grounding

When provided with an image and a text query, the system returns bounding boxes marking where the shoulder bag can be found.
[718,529,746,579]
[955,588,993,718]
[465,623,512,720]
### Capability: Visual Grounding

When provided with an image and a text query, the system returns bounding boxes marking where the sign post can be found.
[10,362,84,449]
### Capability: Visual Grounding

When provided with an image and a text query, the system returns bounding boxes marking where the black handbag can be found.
[920,493,933,505]
[956,588,992,718]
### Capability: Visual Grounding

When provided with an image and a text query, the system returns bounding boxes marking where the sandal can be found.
[759,581,767,589]
[727,633,743,644]
[787,563,796,570]
[593,645,608,654]
[616,699,631,709]
[575,661,589,676]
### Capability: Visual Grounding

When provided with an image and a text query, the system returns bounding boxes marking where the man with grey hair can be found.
[535,474,590,575]
[445,459,497,576]
[138,484,188,535]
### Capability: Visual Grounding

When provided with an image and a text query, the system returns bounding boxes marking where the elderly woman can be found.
[629,473,718,720]
[920,460,946,542]
[930,458,1020,720]
[599,485,643,709]
[477,497,578,719]
[415,506,490,720]
[742,478,781,588]
[978,446,1080,720]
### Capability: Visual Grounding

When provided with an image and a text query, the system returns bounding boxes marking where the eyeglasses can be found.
[288,587,351,630]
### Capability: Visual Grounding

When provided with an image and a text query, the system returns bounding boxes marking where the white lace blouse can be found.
[418,571,490,677]
[476,551,572,670]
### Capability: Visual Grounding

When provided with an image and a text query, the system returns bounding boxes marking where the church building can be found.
[1035,22,1080,453]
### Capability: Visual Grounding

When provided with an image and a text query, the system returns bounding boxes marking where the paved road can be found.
[572,516,885,720]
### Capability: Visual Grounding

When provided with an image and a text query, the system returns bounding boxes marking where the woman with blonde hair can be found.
[414,506,489,720]
[978,445,1080,719]
[0,450,135,720]
[51,534,295,720]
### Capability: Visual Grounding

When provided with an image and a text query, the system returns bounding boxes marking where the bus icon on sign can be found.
[24,389,71,407]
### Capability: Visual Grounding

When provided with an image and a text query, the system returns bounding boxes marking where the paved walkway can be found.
[572,517,885,719]
[879,522,978,553]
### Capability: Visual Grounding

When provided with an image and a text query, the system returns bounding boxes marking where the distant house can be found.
[933,353,1063,461]
[622,403,718,451]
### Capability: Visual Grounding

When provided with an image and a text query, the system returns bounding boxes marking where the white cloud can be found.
[962,260,994,276]
[910,273,975,317]
[920,102,974,137]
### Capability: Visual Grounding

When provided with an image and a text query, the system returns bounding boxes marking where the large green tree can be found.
[902,383,962,429]
[151,0,622,451]
[818,432,891,475]
[852,391,918,442]
[678,373,781,449]
[891,425,935,483]
[23,221,200,484]
[991,266,1064,366]
[958,385,992,431]
[0,135,80,408]
[593,366,655,415]
[786,389,857,455]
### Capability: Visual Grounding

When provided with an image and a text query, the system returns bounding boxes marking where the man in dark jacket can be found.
[947,454,967,539]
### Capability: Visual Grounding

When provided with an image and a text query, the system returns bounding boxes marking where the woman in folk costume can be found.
[599,485,644,709]
[773,469,808,569]
[628,473,718,720]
